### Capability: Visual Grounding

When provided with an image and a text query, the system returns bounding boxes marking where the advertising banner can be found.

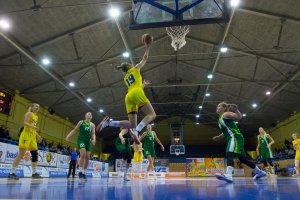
[205,157,225,176]
[39,151,58,167]
[115,159,149,172]
[57,154,70,169]
[186,158,206,177]
[0,142,7,163]
[48,168,68,178]
[0,163,23,177]
[23,166,50,178]
[5,143,20,164]
[93,161,102,171]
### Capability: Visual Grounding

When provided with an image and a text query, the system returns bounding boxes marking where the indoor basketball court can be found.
[0,0,300,199]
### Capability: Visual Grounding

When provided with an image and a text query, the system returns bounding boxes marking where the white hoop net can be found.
[166,25,190,51]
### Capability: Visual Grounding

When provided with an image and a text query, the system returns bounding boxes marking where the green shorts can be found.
[144,146,155,158]
[260,148,273,160]
[77,138,92,152]
[226,135,246,157]
[115,138,131,154]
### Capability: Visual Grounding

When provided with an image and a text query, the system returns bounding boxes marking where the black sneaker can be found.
[32,173,43,179]
[82,174,87,180]
[8,173,19,180]
[79,172,83,179]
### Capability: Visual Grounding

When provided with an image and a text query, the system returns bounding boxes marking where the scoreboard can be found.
[0,90,13,115]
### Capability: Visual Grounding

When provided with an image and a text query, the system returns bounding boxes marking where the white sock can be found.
[83,169,86,174]
[10,167,16,174]
[135,122,146,132]
[271,167,275,174]
[254,166,262,173]
[32,167,37,174]
[109,121,121,127]
[226,166,234,175]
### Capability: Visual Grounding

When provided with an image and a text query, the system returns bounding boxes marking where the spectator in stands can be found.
[0,125,4,138]
[3,127,10,139]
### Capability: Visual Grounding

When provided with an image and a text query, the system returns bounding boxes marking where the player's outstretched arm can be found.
[66,121,81,141]
[135,45,150,70]
[212,133,225,141]
[139,132,146,141]
[91,123,96,146]
[267,134,275,148]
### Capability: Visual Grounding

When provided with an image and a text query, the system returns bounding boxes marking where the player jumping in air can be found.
[96,35,155,145]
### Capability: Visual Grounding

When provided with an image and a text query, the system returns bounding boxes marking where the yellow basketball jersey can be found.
[124,67,143,92]
[293,139,300,152]
[23,112,38,134]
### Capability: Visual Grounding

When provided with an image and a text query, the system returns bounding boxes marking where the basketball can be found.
[142,34,153,45]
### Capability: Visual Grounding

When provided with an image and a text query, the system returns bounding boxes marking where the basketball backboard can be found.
[129,0,230,30]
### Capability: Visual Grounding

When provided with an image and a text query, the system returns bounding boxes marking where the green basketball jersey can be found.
[144,131,154,148]
[218,115,243,141]
[258,133,271,151]
[78,120,93,140]
[115,131,132,152]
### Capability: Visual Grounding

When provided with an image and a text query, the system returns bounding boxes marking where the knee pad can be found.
[295,160,300,167]
[30,150,38,162]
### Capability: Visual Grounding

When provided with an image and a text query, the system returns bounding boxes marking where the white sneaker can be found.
[129,129,141,145]
[215,173,233,183]
[253,170,267,180]
[96,116,110,133]
[124,176,130,181]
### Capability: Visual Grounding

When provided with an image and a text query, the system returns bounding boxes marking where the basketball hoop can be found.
[166,26,190,51]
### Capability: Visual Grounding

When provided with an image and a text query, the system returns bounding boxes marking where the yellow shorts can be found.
[125,87,150,113]
[19,130,38,151]
[295,152,300,161]
[133,151,144,162]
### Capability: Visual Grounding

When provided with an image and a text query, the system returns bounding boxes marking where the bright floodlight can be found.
[196,114,200,118]
[266,91,271,96]
[109,8,120,18]
[205,93,210,97]
[220,47,228,53]
[99,109,104,113]
[41,57,50,66]
[69,82,75,87]
[207,74,213,79]
[198,106,203,109]
[0,19,10,30]
[230,0,240,7]
[151,123,155,126]
[235,121,238,124]
[122,52,130,58]
[196,122,199,125]
[252,103,257,108]
[242,113,246,117]
[86,98,92,103]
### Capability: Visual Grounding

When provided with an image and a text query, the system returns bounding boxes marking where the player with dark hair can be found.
[213,102,266,182]
[115,128,133,181]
